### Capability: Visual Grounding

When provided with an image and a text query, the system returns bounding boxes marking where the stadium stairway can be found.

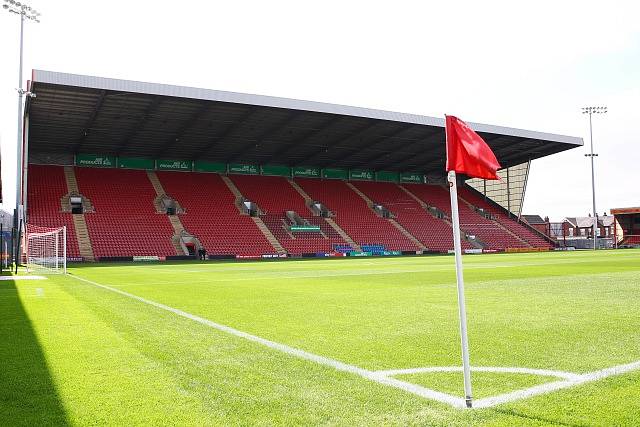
[230,175,350,255]
[458,186,553,249]
[351,181,468,252]
[71,215,95,261]
[396,184,481,249]
[251,217,287,254]
[388,219,427,251]
[63,165,80,193]
[63,166,95,261]
[346,182,427,251]
[26,165,80,259]
[220,175,286,254]
[146,171,191,256]
[295,178,421,251]
[287,179,362,252]
[220,175,247,215]
[75,168,176,258]
[156,172,277,256]
[401,183,530,250]
[287,179,313,205]
[323,218,362,252]
[458,195,531,248]
[146,170,166,198]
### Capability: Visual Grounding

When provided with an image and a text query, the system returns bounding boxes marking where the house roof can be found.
[522,215,546,224]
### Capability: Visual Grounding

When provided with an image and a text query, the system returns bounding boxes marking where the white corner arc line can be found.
[69,274,466,408]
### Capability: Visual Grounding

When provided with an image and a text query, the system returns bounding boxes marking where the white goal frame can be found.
[26,225,67,274]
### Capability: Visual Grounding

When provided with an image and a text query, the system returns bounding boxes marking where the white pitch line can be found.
[378,366,582,380]
[473,360,640,408]
[69,274,466,408]
[67,273,640,410]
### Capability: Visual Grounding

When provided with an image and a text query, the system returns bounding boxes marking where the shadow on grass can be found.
[0,278,69,425]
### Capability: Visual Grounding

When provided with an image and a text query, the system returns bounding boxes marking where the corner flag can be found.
[444,115,501,408]
[446,115,501,180]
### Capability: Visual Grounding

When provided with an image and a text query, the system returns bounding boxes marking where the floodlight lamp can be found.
[2,4,8,8]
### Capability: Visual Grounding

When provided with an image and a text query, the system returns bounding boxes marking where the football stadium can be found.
[2,3,640,424]
[2,69,638,425]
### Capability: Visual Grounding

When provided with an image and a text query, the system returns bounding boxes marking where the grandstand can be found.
[611,207,640,247]
[21,70,581,260]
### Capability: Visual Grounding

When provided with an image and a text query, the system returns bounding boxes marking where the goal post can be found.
[26,224,67,274]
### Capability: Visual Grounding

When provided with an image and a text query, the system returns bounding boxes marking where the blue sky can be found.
[1,0,638,220]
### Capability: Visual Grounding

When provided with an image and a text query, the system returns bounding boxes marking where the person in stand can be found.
[201,247,207,261]
[196,247,203,260]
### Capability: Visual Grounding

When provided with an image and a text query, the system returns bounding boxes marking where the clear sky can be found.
[1,0,638,220]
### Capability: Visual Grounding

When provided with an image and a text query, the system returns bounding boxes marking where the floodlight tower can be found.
[2,0,40,215]
[582,106,607,250]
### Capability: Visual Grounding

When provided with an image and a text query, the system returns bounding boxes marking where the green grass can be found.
[1,250,639,425]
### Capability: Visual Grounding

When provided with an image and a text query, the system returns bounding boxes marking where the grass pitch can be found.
[2,250,639,425]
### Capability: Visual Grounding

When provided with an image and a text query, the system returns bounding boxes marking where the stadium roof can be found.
[25,70,583,174]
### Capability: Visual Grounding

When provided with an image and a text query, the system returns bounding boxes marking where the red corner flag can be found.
[445,116,501,180]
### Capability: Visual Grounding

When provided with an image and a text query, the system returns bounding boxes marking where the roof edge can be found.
[32,69,583,147]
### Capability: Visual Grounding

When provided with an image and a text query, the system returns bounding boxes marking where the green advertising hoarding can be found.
[228,163,259,175]
[349,169,374,181]
[399,172,424,183]
[292,166,320,178]
[194,161,226,173]
[290,225,321,232]
[261,164,292,177]
[75,154,116,168]
[375,171,399,182]
[157,159,193,171]
[118,157,155,170]
[322,168,348,180]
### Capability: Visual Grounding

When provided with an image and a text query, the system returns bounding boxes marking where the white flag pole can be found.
[446,120,473,408]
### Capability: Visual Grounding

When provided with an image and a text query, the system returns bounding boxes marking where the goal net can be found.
[26,224,67,274]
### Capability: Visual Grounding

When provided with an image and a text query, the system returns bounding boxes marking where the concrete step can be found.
[287,179,312,202]
[458,194,531,248]
[398,184,430,209]
[168,215,185,235]
[171,235,187,256]
[287,179,318,215]
[221,175,244,199]
[346,182,374,206]
[63,167,95,261]
[221,176,249,214]
[324,218,362,252]
[63,166,80,194]
[251,216,287,254]
[388,219,427,251]
[71,214,95,261]
[146,170,166,197]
